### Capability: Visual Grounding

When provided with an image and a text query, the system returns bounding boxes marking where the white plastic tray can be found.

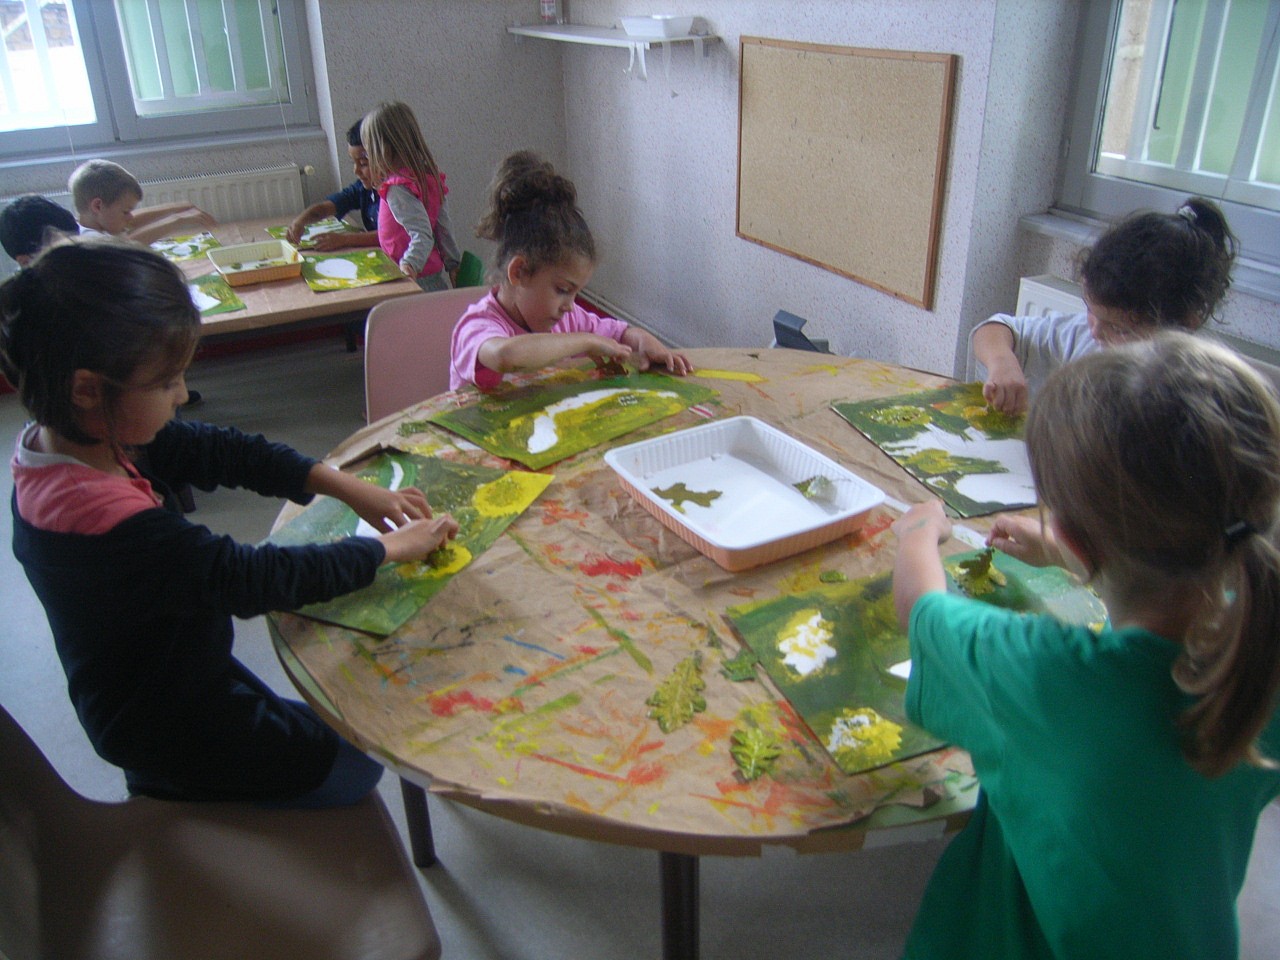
[620,15,694,38]
[604,416,885,571]
[208,239,302,286]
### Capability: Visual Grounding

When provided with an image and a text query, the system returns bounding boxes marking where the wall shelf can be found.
[507,23,718,81]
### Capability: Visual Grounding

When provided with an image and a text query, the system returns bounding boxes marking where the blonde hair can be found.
[1027,332,1280,776]
[68,160,142,215]
[360,102,442,201]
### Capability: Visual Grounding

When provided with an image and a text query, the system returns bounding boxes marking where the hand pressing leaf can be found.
[646,652,706,732]
[730,725,783,781]
[949,548,1007,597]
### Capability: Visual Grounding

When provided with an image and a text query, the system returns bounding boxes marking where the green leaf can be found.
[730,725,783,781]
[720,644,759,682]
[948,547,1007,597]
[646,652,706,732]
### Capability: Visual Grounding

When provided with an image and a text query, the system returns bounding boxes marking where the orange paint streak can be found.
[574,645,603,656]
[541,499,590,525]
[579,555,645,579]
[427,689,496,717]
[532,753,665,786]
[693,715,734,741]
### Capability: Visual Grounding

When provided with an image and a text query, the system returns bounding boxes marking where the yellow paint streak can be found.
[694,368,766,382]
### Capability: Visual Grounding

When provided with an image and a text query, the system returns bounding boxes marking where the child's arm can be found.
[971,321,1028,415]
[620,327,693,375]
[986,513,1087,580]
[304,463,458,562]
[892,500,953,631]
[126,203,217,245]
[434,203,462,276]
[285,200,337,245]
[477,331,632,375]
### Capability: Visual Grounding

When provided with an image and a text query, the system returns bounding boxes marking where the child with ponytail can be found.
[449,150,690,391]
[892,332,1280,958]
[971,196,1238,413]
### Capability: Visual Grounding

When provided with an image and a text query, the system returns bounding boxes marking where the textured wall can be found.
[555,0,1085,375]
[309,0,568,273]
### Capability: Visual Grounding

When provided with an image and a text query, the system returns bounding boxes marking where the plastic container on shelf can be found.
[540,0,562,24]
[604,416,884,571]
[620,15,695,38]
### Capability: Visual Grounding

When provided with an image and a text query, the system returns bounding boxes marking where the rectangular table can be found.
[176,218,420,339]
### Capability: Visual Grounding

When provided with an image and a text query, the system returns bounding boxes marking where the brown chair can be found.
[0,704,442,960]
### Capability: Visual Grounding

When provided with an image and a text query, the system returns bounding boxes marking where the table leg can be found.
[659,851,700,960]
[399,777,437,868]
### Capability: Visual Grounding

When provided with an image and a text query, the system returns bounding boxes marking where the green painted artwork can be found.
[427,371,718,469]
[832,382,1033,518]
[151,231,221,261]
[266,217,360,248]
[724,548,1105,776]
[300,248,403,292]
[268,450,554,635]
[187,272,245,316]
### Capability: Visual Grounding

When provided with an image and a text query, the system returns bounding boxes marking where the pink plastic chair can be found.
[363,287,485,424]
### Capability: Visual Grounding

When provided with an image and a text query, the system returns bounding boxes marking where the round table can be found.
[269,347,979,959]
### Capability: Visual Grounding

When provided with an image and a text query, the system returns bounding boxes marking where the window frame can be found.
[1058,0,1280,273]
[0,0,315,160]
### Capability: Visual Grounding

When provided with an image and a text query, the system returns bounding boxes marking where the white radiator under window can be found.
[1015,274,1086,316]
[19,164,305,225]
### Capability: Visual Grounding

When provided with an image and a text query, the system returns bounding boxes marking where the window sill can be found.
[1019,210,1280,306]
[0,126,327,173]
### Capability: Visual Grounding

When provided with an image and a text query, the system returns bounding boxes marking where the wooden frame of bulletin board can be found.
[737,37,958,309]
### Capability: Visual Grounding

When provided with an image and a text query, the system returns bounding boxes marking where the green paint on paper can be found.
[266,216,358,247]
[646,652,707,733]
[730,724,783,781]
[724,548,1105,776]
[427,371,717,469]
[833,382,1033,518]
[268,450,552,635]
[300,248,402,292]
[818,570,847,583]
[187,272,245,316]
[586,607,652,674]
[653,481,721,514]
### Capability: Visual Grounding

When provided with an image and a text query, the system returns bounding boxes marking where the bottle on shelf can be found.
[539,0,563,24]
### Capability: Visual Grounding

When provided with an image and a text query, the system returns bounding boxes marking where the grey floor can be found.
[2,336,1277,959]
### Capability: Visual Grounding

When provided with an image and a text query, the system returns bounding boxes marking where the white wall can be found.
[553,0,1081,376]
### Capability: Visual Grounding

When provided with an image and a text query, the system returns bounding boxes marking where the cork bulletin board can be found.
[736,37,957,309]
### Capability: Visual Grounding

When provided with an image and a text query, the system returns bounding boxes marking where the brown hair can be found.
[1027,333,1280,776]
[360,102,443,203]
[1077,196,1238,331]
[474,150,595,280]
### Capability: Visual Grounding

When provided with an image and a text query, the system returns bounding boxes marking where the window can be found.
[1060,0,1280,272]
[0,0,313,158]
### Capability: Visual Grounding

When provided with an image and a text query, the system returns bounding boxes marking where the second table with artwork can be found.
[267,346,1100,959]
[157,217,420,338]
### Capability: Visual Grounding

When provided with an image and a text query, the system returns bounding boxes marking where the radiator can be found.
[1015,274,1085,316]
[19,163,305,225]
[132,164,304,222]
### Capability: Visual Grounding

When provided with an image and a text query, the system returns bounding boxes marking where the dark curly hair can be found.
[1077,196,1237,330]
[474,150,596,279]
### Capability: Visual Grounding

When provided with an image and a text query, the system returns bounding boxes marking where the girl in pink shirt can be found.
[449,150,691,391]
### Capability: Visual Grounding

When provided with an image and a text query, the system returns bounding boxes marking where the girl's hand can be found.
[982,355,1029,415]
[379,515,460,564]
[987,514,1063,569]
[585,337,633,364]
[638,344,693,376]
[400,262,417,279]
[892,499,952,544]
[347,483,432,533]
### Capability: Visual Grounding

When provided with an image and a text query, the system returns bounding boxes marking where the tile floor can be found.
[1,336,1275,959]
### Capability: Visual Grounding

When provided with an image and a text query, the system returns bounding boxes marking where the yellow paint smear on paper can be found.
[695,368,766,382]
